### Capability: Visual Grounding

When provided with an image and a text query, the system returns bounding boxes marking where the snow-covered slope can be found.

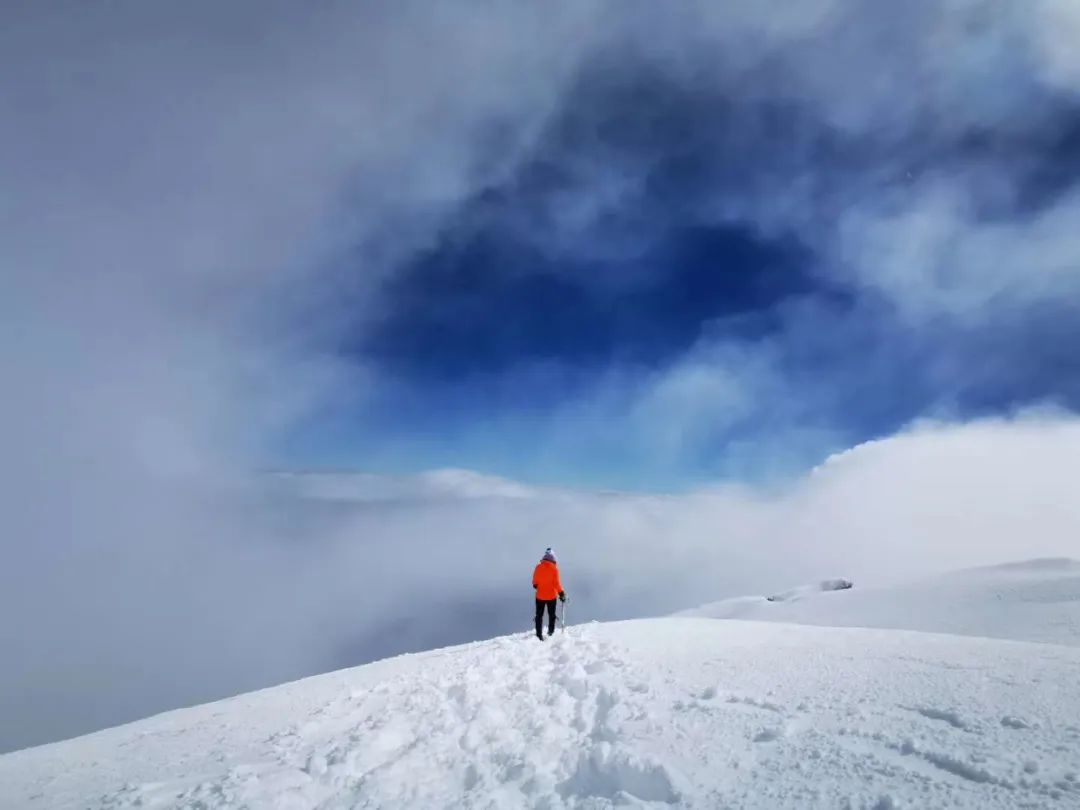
[677,558,1080,647]
[4,560,1080,808]
[2,617,1079,809]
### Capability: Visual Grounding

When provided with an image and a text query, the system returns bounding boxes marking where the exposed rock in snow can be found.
[767,578,854,602]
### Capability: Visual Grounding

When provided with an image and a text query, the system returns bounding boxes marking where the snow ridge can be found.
[4,618,1080,809]
[678,559,1080,647]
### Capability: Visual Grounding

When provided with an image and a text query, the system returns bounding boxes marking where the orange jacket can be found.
[532,560,563,601]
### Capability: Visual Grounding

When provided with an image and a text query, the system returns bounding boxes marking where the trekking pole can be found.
[559,598,568,633]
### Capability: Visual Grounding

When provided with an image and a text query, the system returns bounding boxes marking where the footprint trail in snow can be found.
[3,619,1080,809]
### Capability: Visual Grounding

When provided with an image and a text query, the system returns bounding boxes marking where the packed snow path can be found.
[2,619,1079,809]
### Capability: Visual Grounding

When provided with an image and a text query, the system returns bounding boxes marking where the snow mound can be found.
[678,558,1080,647]
[2,619,1079,809]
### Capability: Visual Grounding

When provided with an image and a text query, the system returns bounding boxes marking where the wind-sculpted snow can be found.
[679,558,1080,647]
[2,620,1079,809]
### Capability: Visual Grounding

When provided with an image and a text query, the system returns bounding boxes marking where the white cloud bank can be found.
[311,413,1080,616]
[260,413,1080,702]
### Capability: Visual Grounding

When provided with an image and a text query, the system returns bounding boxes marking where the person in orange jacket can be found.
[532,547,566,640]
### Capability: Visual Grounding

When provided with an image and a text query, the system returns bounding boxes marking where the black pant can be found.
[535,599,557,638]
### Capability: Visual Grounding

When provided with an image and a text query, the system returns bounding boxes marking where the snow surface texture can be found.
[2,561,1080,809]
[678,558,1080,647]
